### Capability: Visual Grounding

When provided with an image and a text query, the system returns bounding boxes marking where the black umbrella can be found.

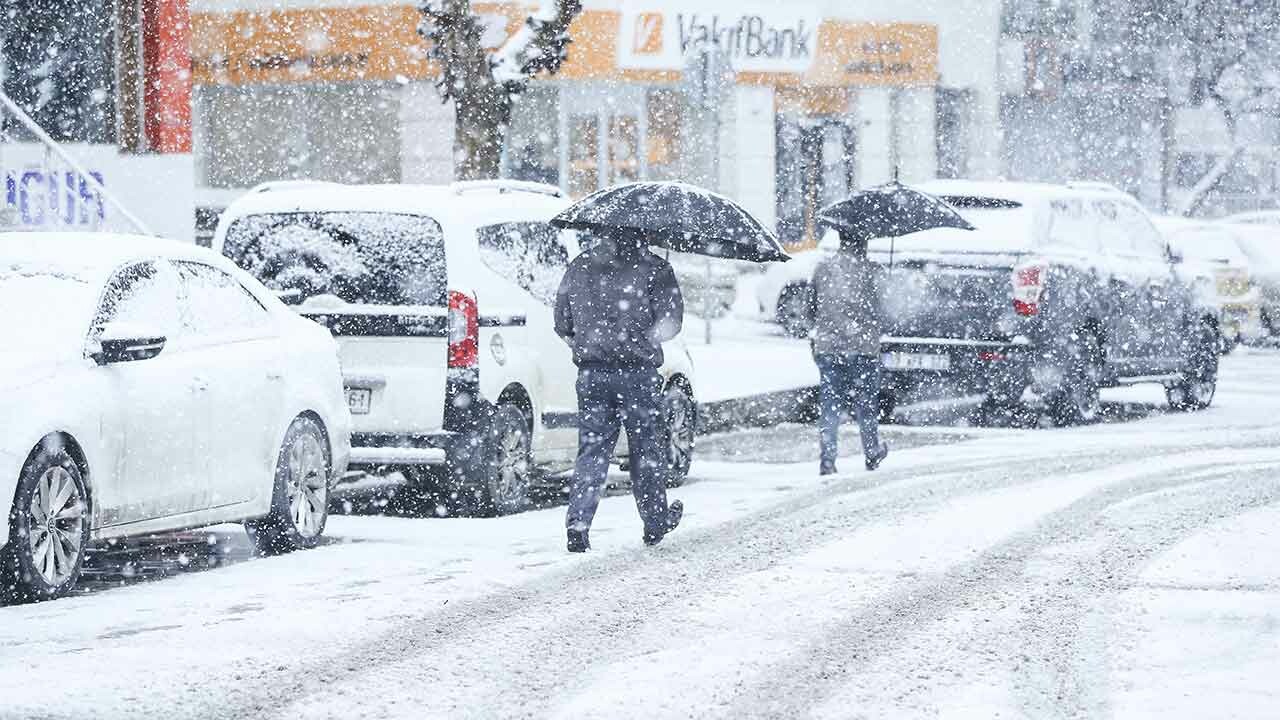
[550,181,790,263]
[817,181,974,240]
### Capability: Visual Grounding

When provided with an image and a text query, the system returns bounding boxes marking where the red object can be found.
[978,351,1007,362]
[448,291,479,368]
[1012,263,1045,316]
[143,0,193,153]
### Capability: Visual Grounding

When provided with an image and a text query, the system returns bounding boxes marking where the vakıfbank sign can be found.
[617,0,821,73]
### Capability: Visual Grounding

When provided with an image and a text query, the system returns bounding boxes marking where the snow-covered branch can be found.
[491,0,583,86]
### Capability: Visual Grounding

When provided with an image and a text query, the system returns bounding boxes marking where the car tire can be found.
[1167,321,1219,412]
[246,416,331,555]
[1047,332,1103,427]
[662,384,696,488]
[876,390,898,424]
[2,442,90,603]
[476,403,532,517]
[776,284,815,339]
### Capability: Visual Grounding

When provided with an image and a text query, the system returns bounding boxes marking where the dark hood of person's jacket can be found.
[554,234,684,369]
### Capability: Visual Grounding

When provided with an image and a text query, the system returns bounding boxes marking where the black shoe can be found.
[644,500,684,546]
[865,443,889,471]
[819,463,837,476]
[567,529,590,553]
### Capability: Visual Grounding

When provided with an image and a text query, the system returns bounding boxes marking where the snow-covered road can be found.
[2,351,1278,720]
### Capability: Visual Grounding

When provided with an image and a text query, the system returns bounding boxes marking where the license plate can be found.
[345,388,372,415]
[882,351,951,372]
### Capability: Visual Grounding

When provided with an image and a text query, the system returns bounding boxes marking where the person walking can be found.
[810,228,890,475]
[554,229,685,553]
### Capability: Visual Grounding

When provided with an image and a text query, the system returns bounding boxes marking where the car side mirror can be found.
[90,323,167,365]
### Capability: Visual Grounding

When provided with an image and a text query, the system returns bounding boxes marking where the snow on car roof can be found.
[218,182,571,233]
[0,231,228,279]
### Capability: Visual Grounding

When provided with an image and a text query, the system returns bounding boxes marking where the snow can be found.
[2,349,1277,718]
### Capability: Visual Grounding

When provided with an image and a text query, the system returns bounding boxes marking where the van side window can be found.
[477,222,570,306]
[1047,198,1095,252]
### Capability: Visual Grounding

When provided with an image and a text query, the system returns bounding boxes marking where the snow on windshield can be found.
[222,212,448,306]
[1168,228,1249,264]
[0,264,99,355]
[869,203,1032,254]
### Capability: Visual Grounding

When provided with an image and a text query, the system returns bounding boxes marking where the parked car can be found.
[214,180,698,516]
[1154,218,1266,350]
[870,180,1220,425]
[1,232,350,601]
[755,231,838,338]
[1222,222,1280,337]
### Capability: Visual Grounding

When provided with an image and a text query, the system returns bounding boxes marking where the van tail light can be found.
[1012,262,1046,316]
[448,290,479,369]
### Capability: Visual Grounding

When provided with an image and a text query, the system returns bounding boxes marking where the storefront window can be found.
[646,88,685,182]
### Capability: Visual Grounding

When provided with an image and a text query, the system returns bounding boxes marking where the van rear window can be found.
[222,212,447,306]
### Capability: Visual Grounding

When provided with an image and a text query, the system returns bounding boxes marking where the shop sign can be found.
[617,0,821,74]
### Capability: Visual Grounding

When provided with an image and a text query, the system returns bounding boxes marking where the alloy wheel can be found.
[494,418,530,504]
[285,432,328,539]
[27,466,85,587]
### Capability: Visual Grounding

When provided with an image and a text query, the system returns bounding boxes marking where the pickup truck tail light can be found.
[447,290,479,369]
[1012,263,1046,316]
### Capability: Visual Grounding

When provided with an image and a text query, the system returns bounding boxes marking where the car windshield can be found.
[0,263,99,356]
[222,211,448,306]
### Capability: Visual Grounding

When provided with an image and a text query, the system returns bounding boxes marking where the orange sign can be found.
[189,4,937,89]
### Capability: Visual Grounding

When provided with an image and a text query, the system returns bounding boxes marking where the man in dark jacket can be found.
[554,229,685,552]
[810,228,890,475]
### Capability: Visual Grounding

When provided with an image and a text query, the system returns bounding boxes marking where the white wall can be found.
[857,88,894,185]
[400,81,456,184]
[897,87,937,182]
[726,85,776,227]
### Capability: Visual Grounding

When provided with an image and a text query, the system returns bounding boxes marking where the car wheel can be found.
[2,442,89,602]
[246,416,330,555]
[1167,322,1218,412]
[776,284,815,339]
[1048,332,1102,427]
[478,403,532,516]
[876,390,898,424]
[663,384,696,488]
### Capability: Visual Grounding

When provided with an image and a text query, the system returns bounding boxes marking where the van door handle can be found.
[266,370,285,382]
[190,376,210,392]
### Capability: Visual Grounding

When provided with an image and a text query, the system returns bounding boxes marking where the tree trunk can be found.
[455,86,510,180]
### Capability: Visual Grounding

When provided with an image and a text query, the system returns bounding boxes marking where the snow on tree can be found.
[417,0,582,180]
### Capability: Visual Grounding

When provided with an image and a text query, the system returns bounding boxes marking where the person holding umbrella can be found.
[809,225,890,475]
[551,181,789,552]
[812,181,974,475]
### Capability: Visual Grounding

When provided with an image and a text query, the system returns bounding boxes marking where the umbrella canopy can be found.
[817,182,975,239]
[550,181,790,263]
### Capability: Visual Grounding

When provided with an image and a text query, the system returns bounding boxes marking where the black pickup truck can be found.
[872,180,1220,425]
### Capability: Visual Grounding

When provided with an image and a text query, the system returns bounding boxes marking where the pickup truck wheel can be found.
[1167,322,1218,412]
[776,284,815,339]
[663,385,696,488]
[478,403,532,516]
[1048,333,1102,427]
[3,444,89,602]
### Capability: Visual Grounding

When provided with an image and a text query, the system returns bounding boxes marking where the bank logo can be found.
[632,12,664,55]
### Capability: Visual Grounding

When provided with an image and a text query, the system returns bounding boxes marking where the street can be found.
[2,349,1278,720]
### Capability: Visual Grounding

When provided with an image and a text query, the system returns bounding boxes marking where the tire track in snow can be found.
[229,441,1275,720]
[722,457,1280,719]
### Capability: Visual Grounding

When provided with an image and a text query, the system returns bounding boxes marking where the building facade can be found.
[190,0,1003,248]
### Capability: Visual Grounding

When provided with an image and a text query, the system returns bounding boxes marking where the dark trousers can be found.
[815,353,883,468]
[565,367,669,534]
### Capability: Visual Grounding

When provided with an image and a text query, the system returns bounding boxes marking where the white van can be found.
[214,181,698,515]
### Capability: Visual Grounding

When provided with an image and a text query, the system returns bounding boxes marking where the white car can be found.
[1154,217,1266,349]
[755,230,839,337]
[1223,222,1280,336]
[0,232,350,601]
[213,180,698,516]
